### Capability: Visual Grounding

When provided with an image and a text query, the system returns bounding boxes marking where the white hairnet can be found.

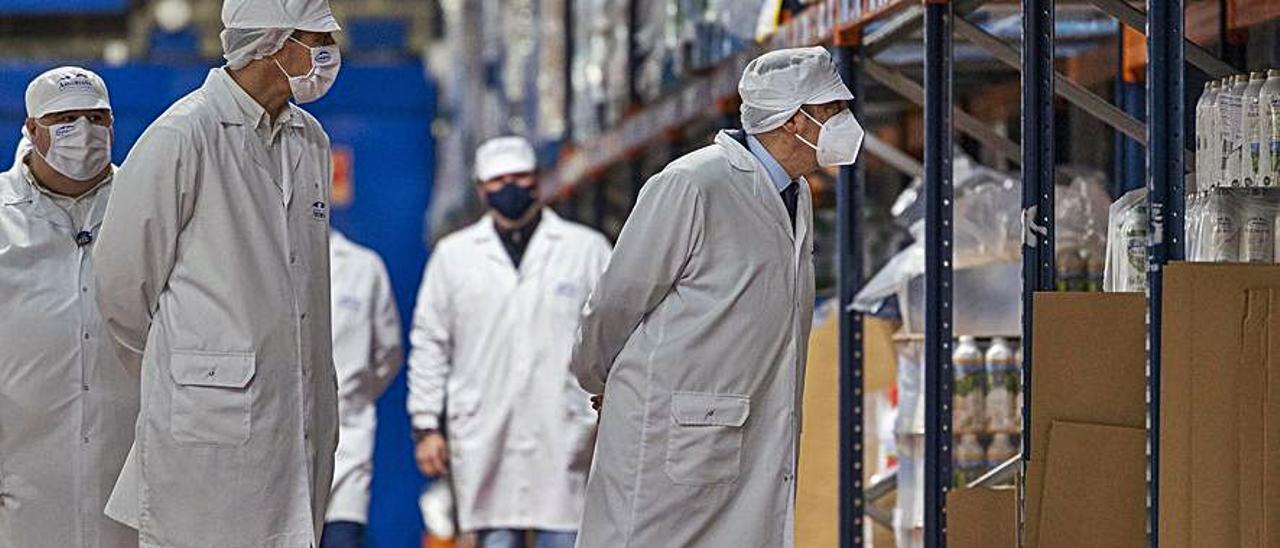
[13,135,32,168]
[475,136,538,181]
[739,46,854,134]
[222,0,340,33]
[220,28,293,70]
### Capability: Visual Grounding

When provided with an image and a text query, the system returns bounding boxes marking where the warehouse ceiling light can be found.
[154,0,193,33]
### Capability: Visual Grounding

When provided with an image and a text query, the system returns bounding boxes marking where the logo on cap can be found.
[56,72,94,92]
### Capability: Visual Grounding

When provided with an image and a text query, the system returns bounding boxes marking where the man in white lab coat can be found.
[93,0,344,546]
[0,67,138,548]
[570,46,866,548]
[324,230,403,548]
[407,136,611,548]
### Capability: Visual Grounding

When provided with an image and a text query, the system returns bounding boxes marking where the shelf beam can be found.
[953,16,1147,146]
[862,58,1022,166]
[1085,0,1236,78]
[863,132,925,178]
[864,0,989,54]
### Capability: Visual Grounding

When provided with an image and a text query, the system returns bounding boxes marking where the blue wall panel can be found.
[0,0,128,15]
[0,60,436,547]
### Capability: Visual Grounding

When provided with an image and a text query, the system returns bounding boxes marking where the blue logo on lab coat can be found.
[311,201,328,221]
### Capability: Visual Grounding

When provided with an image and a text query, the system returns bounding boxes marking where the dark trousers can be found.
[321,521,366,548]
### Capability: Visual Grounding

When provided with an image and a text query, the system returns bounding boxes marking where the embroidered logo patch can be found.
[554,282,579,298]
[311,201,328,221]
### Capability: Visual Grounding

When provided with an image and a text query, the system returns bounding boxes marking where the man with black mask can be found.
[406,136,611,548]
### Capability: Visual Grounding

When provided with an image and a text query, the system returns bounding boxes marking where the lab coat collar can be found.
[476,207,566,275]
[716,130,804,241]
[3,158,113,232]
[715,130,760,174]
[207,68,306,129]
[330,230,355,256]
[208,69,303,200]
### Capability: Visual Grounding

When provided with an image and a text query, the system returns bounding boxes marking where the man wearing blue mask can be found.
[94,0,343,546]
[570,46,866,548]
[407,136,611,548]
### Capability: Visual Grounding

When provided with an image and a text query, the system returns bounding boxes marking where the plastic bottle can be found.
[1014,345,1025,431]
[1197,80,1220,189]
[1084,247,1105,292]
[1055,247,1085,292]
[954,433,986,486]
[952,336,986,435]
[1241,190,1275,263]
[1243,72,1266,186]
[1220,75,1247,187]
[1206,189,1242,262]
[1261,69,1280,188]
[986,433,1018,469]
[984,337,1017,434]
[1121,202,1149,287]
[1223,74,1244,186]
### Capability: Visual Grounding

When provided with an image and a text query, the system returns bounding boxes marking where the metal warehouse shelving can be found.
[548,0,1254,547]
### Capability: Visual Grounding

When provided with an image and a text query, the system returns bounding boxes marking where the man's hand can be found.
[415,432,450,477]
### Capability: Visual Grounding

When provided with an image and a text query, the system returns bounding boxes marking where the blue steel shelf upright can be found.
[1144,1,1187,546]
[921,1,955,547]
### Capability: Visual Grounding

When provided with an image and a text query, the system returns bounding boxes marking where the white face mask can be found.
[275,37,341,104]
[29,116,112,182]
[796,108,865,167]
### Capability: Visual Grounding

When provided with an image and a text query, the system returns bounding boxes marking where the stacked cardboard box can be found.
[1162,263,1280,547]
[1025,293,1147,548]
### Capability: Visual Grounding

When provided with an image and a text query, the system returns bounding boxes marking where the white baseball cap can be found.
[475,136,537,182]
[25,66,111,119]
[221,0,341,33]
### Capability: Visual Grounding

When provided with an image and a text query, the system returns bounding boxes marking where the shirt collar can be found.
[220,68,293,141]
[746,135,793,192]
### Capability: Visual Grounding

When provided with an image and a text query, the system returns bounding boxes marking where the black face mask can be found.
[486,183,537,220]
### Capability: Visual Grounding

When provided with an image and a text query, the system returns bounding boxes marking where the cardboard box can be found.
[948,487,1016,548]
[1036,421,1146,548]
[796,307,899,547]
[1161,263,1280,548]
[1026,292,1147,547]
[1239,288,1280,548]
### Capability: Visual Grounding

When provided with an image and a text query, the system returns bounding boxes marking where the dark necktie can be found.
[781,182,799,231]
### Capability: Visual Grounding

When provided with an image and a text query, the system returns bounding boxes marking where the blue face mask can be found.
[486,183,537,220]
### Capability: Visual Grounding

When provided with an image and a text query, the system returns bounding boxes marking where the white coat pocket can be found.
[168,351,255,446]
[665,392,750,486]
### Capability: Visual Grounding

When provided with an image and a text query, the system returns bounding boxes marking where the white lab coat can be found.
[406,210,610,532]
[327,231,403,524]
[94,68,339,548]
[0,162,139,548]
[570,131,815,548]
